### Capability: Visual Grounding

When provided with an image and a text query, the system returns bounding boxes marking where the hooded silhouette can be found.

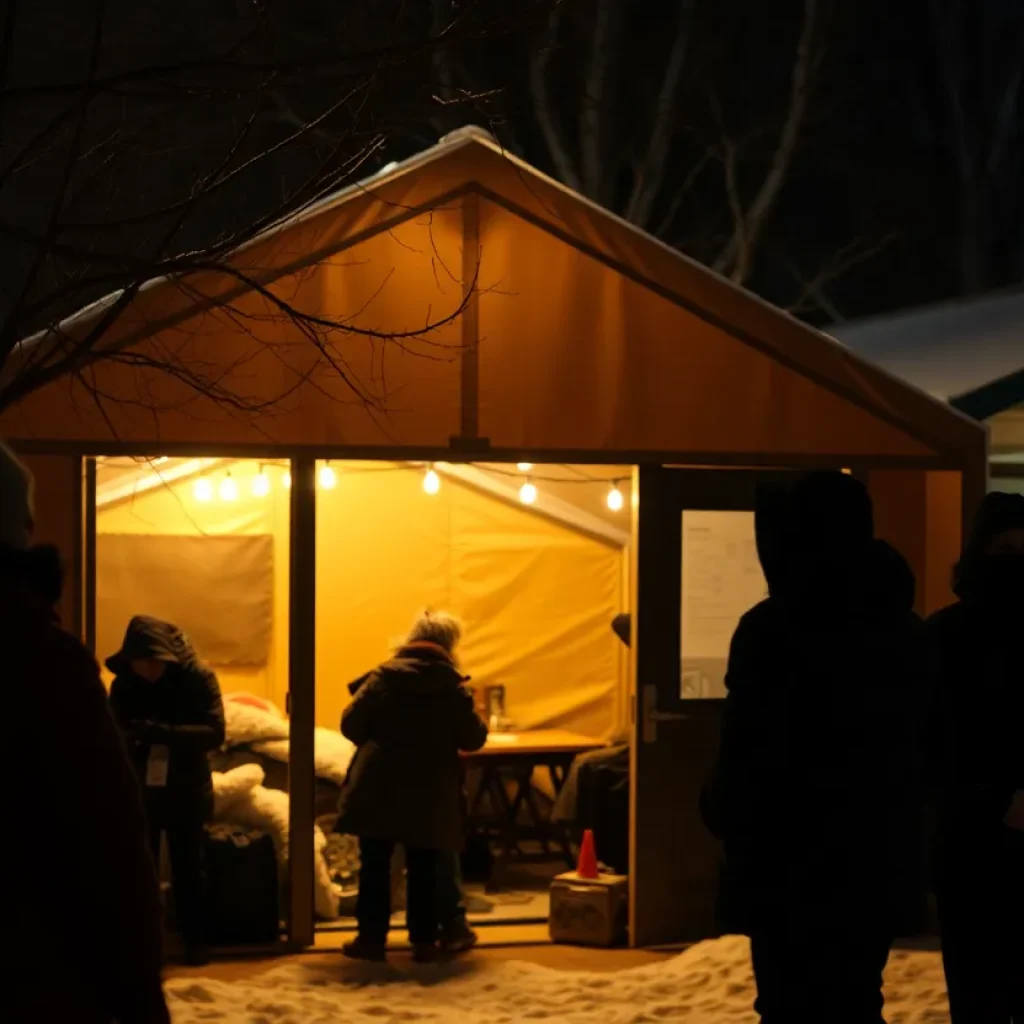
[927,492,1024,1023]
[3,442,168,1023]
[703,472,929,1023]
[107,615,225,963]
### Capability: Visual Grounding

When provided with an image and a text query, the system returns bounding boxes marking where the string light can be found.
[185,460,626,506]
[606,482,624,512]
[252,465,270,497]
[219,473,238,502]
[319,462,337,490]
[193,476,213,503]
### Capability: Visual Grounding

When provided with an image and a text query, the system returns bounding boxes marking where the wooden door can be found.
[629,467,787,946]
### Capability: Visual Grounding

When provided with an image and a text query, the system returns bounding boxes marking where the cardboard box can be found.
[549,871,628,947]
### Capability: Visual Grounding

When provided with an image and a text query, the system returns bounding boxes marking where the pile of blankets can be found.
[209,694,359,920]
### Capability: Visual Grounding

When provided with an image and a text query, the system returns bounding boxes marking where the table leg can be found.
[486,769,519,893]
[548,761,577,868]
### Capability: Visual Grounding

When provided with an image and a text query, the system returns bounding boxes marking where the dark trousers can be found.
[937,826,1024,1024]
[358,838,440,946]
[146,792,209,950]
[750,923,892,1023]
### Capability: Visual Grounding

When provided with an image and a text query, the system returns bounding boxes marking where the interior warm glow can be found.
[252,469,270,497]
[219,474,238,501]
[423,467,441,494]
[519,480,538,505]
[606,484,624,512]
[282,469,292,489]
[193,476,213,503]
[319,463,337,490]
[517,462,533,472]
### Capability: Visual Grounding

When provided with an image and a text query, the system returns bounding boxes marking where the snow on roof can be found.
[829,290,1024,407]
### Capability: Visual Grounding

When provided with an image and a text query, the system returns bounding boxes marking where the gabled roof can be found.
[3,127,984,465]
[831,289,1024,415]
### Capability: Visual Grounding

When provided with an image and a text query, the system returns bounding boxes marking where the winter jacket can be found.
[926,492,1024,869]
[336,643,488,851]
[4,549,169,1024]
[702,539,930,936]
[108,616,225,807]
[926,598,1024,842]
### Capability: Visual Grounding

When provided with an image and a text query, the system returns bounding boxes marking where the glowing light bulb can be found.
[319,462,337,490]
[193,476,213,503]
[517,462,533,472]
[606,483,624,512]
[219,473,238,502]
[519,479,538,505]
[252,467,270,497]
[423,466,441,495]
[282,470,292,490]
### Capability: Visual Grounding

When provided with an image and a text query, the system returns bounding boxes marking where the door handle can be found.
[641,684,689,743]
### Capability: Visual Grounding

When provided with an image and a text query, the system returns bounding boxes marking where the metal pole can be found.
[83,457,97,653]
[287,455,317,948]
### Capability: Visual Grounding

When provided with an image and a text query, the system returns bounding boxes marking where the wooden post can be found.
[451,191,488,452]
[960,432,990,546]
[83,457,96,651]
[287,455,316,948]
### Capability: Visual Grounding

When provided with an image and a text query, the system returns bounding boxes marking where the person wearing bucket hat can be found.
[108,615,225,966]
[1,443,169,1023]
[927,492,1024,1023]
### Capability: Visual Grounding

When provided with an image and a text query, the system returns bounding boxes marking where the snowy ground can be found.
[166,936,950,1023]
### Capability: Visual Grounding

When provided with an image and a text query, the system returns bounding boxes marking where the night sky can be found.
[1,0,1021,341]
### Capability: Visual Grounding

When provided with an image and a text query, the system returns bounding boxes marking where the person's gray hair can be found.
[407,609,462,654]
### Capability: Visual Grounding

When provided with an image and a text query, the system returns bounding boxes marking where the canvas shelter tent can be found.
[1,126,987,948]
[831,289,1023,494]
[91,457,630,740]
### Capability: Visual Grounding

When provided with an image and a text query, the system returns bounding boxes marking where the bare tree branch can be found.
[0,0,107,363]
[624,0,696,228]
[713,0,818,283]
[528,2,580,192]
[654,150,710,240]
[0,0,560,421]
[784,232,897,319]
[579,0,615,202]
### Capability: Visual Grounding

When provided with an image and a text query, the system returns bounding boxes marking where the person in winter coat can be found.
[336,611,488,962]
[702,472,930,1024]
[2,443,169,1023]
[346,662,479,956]
[108,615,226,965]
[927,492,1024,1023]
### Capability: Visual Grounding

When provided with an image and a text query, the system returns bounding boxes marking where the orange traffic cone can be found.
[576,829,599,879]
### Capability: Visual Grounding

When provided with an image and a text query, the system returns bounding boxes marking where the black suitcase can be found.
[204,824,280,945]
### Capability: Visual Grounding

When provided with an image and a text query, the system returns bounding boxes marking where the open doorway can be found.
[93,455,291,953]
[90,455,634,944]
[312,461,632,934]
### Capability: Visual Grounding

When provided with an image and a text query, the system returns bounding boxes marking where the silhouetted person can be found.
[108,616,226,966]
[551,613,631,873]
[3,444,169,1023]
[347,654,479,956]
[337,611,487,962]
[927,492,1024,1023]
[703,472,929,1023]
